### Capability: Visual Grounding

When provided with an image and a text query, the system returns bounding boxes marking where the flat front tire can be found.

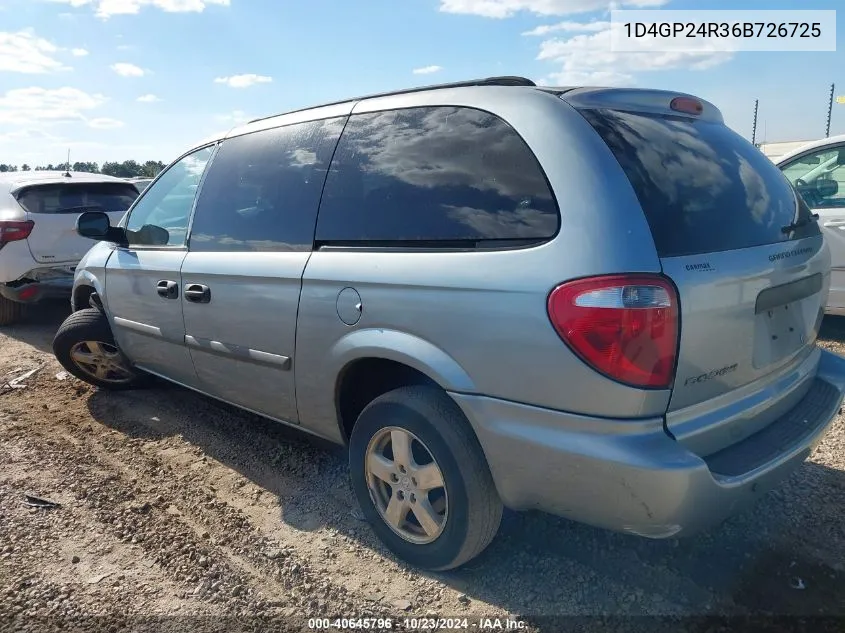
[52,308,149,390]
[349,386,503,571]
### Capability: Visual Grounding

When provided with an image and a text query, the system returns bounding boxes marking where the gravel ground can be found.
[1,302,844,633]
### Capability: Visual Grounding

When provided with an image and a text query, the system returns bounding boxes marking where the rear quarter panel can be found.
[295,87,672,441]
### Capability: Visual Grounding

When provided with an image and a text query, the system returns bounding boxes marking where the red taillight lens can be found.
[0,220,34,245]
[670,96,703,115]
[18,286,39,301]
[547,275,679,389]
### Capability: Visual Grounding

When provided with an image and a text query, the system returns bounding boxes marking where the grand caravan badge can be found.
[683,363,739,386]
[769,246,814,263]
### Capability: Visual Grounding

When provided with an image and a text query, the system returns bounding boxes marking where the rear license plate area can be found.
[753,302,815,369]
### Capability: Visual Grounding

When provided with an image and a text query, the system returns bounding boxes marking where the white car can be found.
[127,177,154,192]
[776,134,845,315]
[0,171,139,325]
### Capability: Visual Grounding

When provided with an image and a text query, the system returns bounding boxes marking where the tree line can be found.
[0,160,166,178]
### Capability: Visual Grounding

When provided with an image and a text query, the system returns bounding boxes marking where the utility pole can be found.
[826,83,835,138]
[751,99,759,146]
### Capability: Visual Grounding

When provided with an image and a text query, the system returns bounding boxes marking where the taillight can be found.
[18,286,38,301]
[0,220,34,245]
[547,275,679,389]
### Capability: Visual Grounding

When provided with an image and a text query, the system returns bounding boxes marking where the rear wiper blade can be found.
[781,213,819,234]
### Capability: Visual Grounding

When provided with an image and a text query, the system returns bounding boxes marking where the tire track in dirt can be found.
[2,312,845,631]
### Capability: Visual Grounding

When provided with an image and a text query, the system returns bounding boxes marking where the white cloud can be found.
[413,65,443,75]
[0,132,157,166]
[522,20,609,36]
[0,29,71,73]
[438,0,667,18]
[0,128,64,145]
[137,93,161,102]
[48,0,231,19]
[214,110,250,125]
[110,62,145,76]
[214,74,272,88]
[88,117,124,129]
[71,48,89,56]
[290,148,318,167]
[0,86,107,126]
[535,22,732,85]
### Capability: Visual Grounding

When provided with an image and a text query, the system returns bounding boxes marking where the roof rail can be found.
[245,76,537,125]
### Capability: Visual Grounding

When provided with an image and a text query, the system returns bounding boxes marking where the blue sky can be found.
[0,0,842,166]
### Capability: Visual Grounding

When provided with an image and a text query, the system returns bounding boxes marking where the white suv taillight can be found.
[547,274,679,389]
[0,220,34,246]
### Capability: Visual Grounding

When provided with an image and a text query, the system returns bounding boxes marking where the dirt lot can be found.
[1,302,844,633]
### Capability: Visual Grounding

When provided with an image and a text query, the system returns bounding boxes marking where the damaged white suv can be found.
[0,171,139,325]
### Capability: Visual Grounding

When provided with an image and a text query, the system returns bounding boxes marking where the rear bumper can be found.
[0,270,74,304]
[451,348,844,538]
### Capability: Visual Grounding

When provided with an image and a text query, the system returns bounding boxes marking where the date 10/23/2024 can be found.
[307,617,527,630]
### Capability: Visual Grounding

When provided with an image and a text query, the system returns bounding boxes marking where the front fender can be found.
[71,242,114,312]
[331,328,476,393]
[71,270,105,312]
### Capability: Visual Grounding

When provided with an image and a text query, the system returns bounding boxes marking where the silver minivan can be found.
[52,77,845,571]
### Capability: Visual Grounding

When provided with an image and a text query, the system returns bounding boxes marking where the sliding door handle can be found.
[184,283,211,304]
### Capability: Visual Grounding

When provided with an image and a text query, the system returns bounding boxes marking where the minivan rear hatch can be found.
[14,181,139,264]
[572,92,827,425]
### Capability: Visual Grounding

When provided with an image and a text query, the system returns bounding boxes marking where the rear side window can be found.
[580,109,820,258]
[189,117,345,252]
[315,106,559,246]
[16,183,138,214]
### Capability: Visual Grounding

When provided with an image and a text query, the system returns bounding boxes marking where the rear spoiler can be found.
[10,181,140,197]
[559,87,724,124]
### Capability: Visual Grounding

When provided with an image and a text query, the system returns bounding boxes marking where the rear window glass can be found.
[16,183,139,215]
[315,106,559,246]
[580,109,820,258]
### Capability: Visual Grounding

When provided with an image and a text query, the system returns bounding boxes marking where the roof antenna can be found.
[63,149,72,178]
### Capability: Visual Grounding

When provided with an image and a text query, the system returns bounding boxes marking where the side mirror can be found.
[76,211,111,240]
[76,211,127,245]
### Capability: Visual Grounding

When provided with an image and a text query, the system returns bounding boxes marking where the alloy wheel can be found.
[364,426,449,544]
[69,340,135,384]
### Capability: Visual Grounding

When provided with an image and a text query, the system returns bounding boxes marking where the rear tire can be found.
[349,385,503,571]
[52,308,150,390]
[0,295,24,326]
